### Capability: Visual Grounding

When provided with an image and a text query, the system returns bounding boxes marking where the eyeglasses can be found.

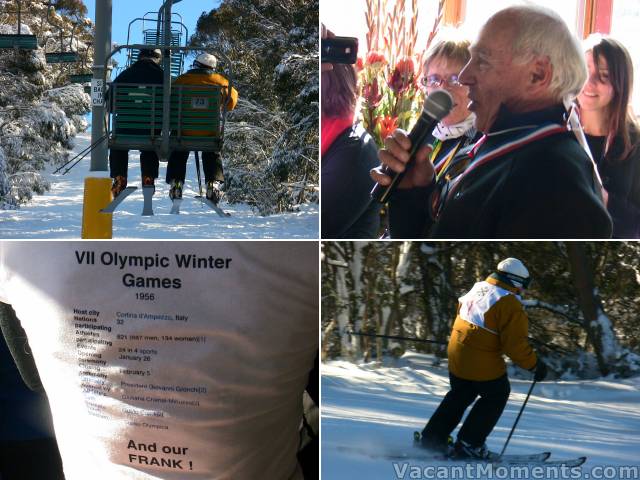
[421,74,462,88]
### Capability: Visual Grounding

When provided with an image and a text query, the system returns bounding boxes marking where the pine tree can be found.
[191,0,318,214]
[322,241,640,379]
[0,0,92,207]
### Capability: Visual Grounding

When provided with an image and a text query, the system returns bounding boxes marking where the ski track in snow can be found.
[0,132,318,239]
[322,353,640,479]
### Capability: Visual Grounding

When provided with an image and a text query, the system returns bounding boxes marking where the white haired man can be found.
[373,5,612,238]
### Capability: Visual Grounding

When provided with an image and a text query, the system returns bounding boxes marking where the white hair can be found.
[490,4,588,103]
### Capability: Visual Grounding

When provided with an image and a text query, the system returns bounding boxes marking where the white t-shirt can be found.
[0,241,318,480]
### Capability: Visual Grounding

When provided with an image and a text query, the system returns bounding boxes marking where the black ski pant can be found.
[166,151,224,184]
[109,149,159,179]
[421,371,510,448]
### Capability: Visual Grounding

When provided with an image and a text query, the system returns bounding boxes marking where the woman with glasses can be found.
[420,37,482,182]
[578,35,640,238]
[384,37,482,238]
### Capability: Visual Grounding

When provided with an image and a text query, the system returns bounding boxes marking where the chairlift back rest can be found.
[0,34,38,50]
[69,73,93,83]
[108,83,225,152]
[45,51,79,63]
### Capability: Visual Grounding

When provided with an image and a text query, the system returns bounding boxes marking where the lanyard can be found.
[429,140,443,164]
[430,123,568,220]
[435,140,464,183]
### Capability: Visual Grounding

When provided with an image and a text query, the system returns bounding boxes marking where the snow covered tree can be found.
[322,241,640,379]
[190,0,318,214]
[0,0,91,207]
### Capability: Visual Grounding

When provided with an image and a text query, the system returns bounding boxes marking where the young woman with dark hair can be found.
[321,56,380,239]
[578,35,640,238]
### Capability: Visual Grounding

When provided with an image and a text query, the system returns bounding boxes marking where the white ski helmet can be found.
[496,258,531,289]
[194,53,217,69]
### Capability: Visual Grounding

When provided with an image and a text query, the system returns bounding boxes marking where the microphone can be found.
[370,89,454,204]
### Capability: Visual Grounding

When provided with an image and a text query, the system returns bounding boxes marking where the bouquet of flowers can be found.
[359,0,445,147]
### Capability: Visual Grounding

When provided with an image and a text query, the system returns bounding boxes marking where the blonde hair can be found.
[424,37,471,72]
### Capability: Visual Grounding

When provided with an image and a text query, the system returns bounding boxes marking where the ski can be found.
[196,195,231,217]
[337,445,585,468]
[411,431,549,463]
[532,457,587,467]
[337,445,548,463]
[100,186,136,213]
[170,198,183,215]
[141,186,154,216]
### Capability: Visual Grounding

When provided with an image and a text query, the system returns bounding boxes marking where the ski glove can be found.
[531,360,548,381]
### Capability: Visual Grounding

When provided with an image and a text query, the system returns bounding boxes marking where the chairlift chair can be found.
[0,34,38,50]
[69,73,93,83]
[43,3,80,64]
[69,42,93,84]
[105,44,233,162]
[0,1,38,50]
[125,11,187,78]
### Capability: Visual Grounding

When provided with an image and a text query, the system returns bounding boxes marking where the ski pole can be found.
[53,133,108,174]
[499,378,537,457]
[195,151,203,198]
[347,330,448,345]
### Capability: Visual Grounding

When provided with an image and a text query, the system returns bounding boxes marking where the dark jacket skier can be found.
[419,258,548,459]
[109,48,164,197]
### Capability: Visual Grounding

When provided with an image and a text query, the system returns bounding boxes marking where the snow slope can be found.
[322,353,640,479]
[0,132,318,239]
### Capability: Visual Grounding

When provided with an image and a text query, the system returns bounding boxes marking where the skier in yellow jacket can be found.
[418,258,547,459]
[166,53,239,204]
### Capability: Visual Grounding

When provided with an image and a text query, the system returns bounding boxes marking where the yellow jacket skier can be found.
[166,53,239,204]
[419,258,548,459]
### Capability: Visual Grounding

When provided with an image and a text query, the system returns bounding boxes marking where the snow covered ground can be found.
[0,132,318,239]
[322,353,640,479]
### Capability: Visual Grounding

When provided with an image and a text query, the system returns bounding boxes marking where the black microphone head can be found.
[423,89,454,120]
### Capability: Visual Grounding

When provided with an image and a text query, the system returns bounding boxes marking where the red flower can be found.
[365,51,387,70]
[379,115,398,139]
[388,57,415,94]
[362,78,383,108]
[356,57,364,72]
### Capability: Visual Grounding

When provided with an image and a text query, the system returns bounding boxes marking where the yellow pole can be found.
[81,177,112,239]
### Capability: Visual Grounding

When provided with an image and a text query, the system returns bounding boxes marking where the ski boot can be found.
[451,439,490,460]
[111,175,127,197]
[206,181,223,205]
[169,180,183,200]
[413,431,453,454]
[142,175,155,194]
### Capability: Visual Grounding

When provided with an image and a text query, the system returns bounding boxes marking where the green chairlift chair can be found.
[43,3,80,64]
[0,1,37,50]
